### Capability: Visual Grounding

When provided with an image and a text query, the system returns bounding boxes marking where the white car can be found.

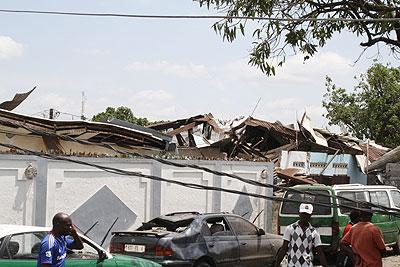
[0,224,160,267]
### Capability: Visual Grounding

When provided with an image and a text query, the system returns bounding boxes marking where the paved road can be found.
[383,254,400,266]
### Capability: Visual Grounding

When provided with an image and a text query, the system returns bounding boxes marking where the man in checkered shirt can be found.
[274,203,328,267]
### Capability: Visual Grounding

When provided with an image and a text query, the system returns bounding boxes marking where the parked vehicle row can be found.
[278,183,400,256]
[9,183,397,267]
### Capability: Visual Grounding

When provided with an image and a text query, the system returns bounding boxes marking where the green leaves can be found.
[92,106,150,126]
[323,64,400,147]
[197,0,400,76]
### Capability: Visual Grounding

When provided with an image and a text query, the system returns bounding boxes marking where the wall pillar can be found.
[34,158,48,226]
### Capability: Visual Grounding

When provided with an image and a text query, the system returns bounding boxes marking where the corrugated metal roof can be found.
[0,109,171,150]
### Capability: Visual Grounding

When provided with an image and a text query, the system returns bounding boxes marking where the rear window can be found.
[337,191,367,214]
[138,217,194,232]
[281,190,332,215]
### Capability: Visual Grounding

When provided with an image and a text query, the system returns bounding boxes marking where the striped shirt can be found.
[37,233,73,267]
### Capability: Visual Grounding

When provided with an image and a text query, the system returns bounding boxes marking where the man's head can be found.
[349,210,360,224]
[52,212,73,236]
[359,208,373,222]
[299,203,313,223]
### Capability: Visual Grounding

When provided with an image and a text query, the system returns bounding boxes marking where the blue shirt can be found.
[37,233,74,267]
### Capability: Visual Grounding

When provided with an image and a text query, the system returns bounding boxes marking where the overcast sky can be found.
[0,0,397,130]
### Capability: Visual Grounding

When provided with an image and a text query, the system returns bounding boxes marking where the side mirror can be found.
[257,228,265,236]
[97,250,107,263]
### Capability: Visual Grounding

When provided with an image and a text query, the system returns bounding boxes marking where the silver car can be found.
[110,212,283,267]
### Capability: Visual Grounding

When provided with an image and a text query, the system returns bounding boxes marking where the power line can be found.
[1,9,400,22]
[1,141,397,215]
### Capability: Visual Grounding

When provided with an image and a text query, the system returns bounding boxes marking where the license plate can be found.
[124,244,146,253]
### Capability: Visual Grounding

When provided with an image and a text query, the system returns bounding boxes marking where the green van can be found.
[278,184,400,256]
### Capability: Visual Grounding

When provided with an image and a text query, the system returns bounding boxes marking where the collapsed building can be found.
[0,88,392,187]
[150,113,390,186]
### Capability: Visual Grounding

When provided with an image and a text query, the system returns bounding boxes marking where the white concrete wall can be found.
[0,155,274,246]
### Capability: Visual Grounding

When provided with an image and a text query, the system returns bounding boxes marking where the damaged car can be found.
[110,212,283,267]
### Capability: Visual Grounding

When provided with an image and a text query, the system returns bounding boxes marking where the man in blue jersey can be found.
[37,212,84,267]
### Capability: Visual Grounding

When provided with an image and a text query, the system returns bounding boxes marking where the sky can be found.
[0,0,397,130]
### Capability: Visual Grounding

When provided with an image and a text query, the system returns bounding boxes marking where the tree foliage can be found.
[91,106,150,126]
[323,63,400,147]
[197,0,400,75]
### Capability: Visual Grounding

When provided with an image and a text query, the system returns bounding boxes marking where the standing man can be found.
[342,210,360,238]
[340,208,386,267]
[336,210,360,267]
[274,203,328,267]
[37,212,84,267]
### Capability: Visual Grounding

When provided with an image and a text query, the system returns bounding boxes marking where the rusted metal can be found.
[275,168,317,185]
[0,87,36,111]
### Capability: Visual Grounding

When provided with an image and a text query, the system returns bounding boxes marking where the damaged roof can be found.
[0,109,172,153]
[223,117,364,161]
[149,113,223,134]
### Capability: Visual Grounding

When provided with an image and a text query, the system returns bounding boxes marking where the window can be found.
[1,232,47,259]
[281,190,332,215]
[337,191,367,214]
[205,217,233,236]
[370,191,390,207]
[226,216,258,235]
[390,190,400,208]
[67,238,99,260]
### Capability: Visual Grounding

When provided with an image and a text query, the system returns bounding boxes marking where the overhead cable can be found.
[1,9,400,22]
[1,141,399,216]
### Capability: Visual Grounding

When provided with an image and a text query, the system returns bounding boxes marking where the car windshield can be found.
[281,190,332,215]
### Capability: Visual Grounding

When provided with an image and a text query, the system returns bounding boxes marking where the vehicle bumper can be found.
[160,259,194,267]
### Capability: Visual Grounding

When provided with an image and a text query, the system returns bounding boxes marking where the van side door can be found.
[389,190,400,237]
[369,190,397,244]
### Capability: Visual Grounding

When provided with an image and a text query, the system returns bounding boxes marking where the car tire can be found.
[194,261,212,267]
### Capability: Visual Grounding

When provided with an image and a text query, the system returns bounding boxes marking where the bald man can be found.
[37,212,84,267]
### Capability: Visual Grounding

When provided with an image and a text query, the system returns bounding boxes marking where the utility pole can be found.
[49,108,54,119]
[81,91,86,120]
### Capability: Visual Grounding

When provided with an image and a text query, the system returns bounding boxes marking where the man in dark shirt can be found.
[37,212,84,267]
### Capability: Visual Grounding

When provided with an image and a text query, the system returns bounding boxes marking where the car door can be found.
[202,216,240,267]
[369,190,397,244]
[225,216,273,267]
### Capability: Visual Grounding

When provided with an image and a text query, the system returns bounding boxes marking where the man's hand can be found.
[274,241,289,267]
[69,224,84,250]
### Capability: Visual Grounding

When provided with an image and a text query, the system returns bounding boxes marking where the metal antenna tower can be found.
[81,91,86,120]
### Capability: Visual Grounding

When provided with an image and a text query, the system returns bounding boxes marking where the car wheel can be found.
[195,261,212,267]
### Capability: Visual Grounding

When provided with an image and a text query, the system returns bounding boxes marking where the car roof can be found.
[290,184,333,190]
[332,184,398,190]
[0,224,50,237]
[155,212,242,223]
